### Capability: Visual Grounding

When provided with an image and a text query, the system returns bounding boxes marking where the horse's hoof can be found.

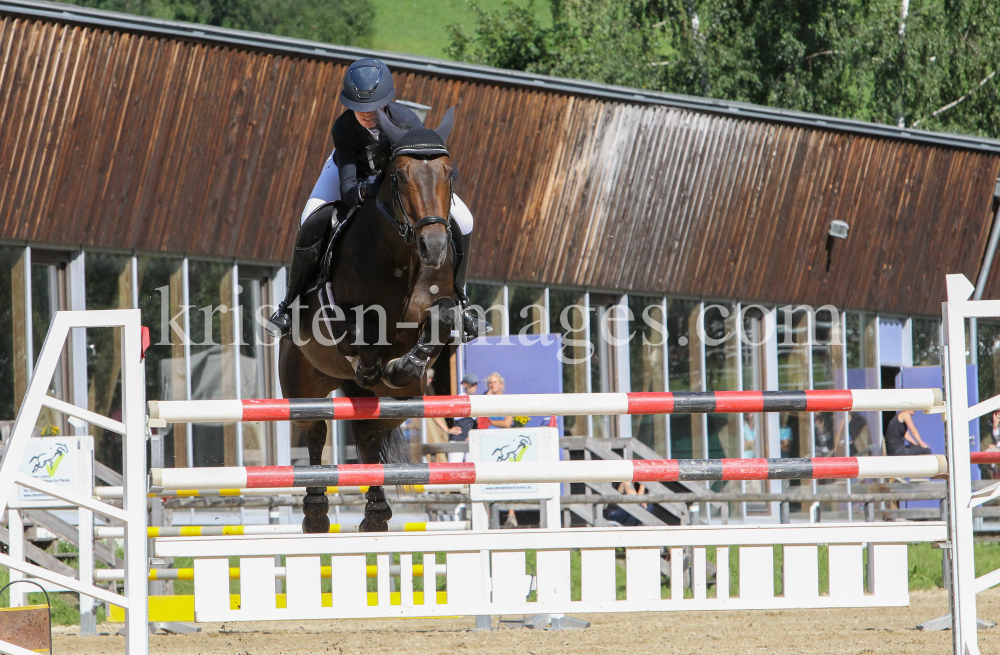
[359,517,389,532]
[383,357,425,389]
[354,361,383,387]
[301,493,330,534]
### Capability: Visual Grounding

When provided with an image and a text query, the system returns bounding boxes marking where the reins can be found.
[375,152,453,245]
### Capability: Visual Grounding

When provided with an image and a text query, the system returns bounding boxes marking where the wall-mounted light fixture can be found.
[829,219,849,239]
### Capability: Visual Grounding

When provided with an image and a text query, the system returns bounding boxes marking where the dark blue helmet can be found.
[340,58,395,111]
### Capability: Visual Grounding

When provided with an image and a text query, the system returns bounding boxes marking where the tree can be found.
[448,0,1000,138]
[58,0,376,48]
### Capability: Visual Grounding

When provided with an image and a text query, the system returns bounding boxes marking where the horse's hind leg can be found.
[299,419,331,533]
[278,341,341,534]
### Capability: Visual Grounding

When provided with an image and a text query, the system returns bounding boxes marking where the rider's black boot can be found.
[266,208,335,340]
[453,231,491,342]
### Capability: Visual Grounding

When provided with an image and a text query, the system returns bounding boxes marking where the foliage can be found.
[58,0,376,47]
[447,0,1000,137]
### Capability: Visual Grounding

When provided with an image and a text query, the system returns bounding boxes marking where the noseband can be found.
[376,147,453,245]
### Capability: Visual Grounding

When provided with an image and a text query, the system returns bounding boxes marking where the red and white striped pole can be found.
[148,388,942,423]
[150,455,948,491]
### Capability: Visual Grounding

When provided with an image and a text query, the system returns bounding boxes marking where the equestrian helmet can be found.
[340,58,395,111]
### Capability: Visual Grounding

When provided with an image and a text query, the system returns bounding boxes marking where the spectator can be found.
[742,414,757,458]
[848,412,872,456]
[483,372,516,526]
[485,372,513,429]
[447,374,479,463]
[884,410,932,456]
[424,369,449,463]
[606,481,648,526]
[979,409,1000,479]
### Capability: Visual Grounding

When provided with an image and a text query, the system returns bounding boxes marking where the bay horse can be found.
[278,109,460,533]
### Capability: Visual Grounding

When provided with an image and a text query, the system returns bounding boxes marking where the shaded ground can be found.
[54,588,1000,654]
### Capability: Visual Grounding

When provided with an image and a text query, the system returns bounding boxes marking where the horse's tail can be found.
[380,426,411,465]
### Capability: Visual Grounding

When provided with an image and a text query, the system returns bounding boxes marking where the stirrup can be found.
[461,309,491,343]
[266,305,293,340]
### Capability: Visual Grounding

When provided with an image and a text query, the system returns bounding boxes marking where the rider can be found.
[266,58,488,341]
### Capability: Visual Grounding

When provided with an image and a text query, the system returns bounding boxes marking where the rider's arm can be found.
[902,412,928,447]
[332,112,367,207]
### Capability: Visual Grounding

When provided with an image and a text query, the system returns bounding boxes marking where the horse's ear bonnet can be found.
[378,107,455,159]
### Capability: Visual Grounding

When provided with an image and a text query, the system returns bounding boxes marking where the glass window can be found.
[467,282,505,336]
[549,289,588,436]
[188,260,235,467]
[508,285,545,338]
[0,247,21,421]
[846,312,880,456]
[777,307,809,464]
[913,317,941,366]
[741,305,769,459]
[31,258,69,434]
[704,302,739,462]
[137,255,185,467]
[238,274,274,466]
[85,252,132,470]
[812,306,846,458]
[667,298,703,458]
[978,320,1000,447]
[629,296,666,455]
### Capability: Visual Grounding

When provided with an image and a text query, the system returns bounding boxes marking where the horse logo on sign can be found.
[491,435,532,462]
[29,443,69,477]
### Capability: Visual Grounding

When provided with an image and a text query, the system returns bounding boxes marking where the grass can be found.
[370,0,551,59]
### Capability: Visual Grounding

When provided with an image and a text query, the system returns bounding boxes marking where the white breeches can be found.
[300,152,474,235]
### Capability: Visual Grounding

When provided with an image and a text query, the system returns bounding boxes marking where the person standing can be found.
[884,410,932,456]
[446,374,480,463]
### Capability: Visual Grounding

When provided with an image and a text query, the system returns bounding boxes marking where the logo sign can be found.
[469,427,559,501]
[15,437,91,507]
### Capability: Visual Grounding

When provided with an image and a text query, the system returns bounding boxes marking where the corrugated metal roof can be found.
[1,5,998,316]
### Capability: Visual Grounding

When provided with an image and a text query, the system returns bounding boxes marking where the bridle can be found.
[376,148,454,245]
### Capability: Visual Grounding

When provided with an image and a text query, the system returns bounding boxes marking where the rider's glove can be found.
[359,175,380,200]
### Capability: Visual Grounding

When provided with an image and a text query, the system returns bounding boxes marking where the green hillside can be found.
[371,0,551,59]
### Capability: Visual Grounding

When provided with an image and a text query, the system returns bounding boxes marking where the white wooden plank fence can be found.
[155,522,945,622]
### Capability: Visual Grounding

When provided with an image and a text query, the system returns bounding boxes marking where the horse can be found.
[278,109,461,533]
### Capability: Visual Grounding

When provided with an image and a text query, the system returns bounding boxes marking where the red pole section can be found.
[147,388,943,424]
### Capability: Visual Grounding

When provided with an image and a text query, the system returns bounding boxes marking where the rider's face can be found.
[354,110,378,129]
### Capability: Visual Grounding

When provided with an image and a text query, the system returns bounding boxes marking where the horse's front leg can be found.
[298,419,331,534]
[383,298,457,389]
[342,310,385,387]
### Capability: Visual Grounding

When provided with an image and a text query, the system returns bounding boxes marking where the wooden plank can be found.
[399,553,414,607]
[739,546,774,601]
[238,557,277,614]
[193,558,230,619]
[535,549,570,603]
[872,543,909,604]
[0,525,76,577]
[580,549,616,602]
[625,547,660,601]
[285,555,321,613]
[716,546,729,600]
[490,551,530,605]
[445,552,483,610]
[782,545,819,600]
[328,554,367,608]
[828,544,864,601]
